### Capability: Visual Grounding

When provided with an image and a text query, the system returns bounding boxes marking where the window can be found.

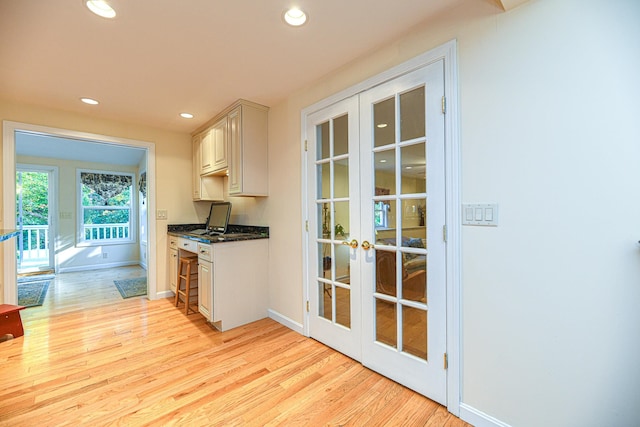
[374,201,389,229]
[78,170,135,245]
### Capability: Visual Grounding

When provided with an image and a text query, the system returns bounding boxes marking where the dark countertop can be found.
[168,224,269,244]
[0,229,19,243]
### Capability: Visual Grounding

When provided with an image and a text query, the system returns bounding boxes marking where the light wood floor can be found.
[0,267,471,426]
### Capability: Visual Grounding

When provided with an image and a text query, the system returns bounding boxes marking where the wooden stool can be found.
[174,256,199,315]
[0,304,26,340]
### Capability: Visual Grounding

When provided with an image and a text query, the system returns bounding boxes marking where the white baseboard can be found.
[155,290,174,299]
[268,309,304,334]
[460,403,511,427]
[58,261,140,274]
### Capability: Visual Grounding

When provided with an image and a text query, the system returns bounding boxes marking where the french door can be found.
[306,60,447,404]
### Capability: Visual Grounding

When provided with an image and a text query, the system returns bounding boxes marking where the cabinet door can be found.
[192,136,201,199]
[200,129,214,175]
[169,248,178,293]
[211,117,228,172]
[198,259,212,320]
[228,106,242,194]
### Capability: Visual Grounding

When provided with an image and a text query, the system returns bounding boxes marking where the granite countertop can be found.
[168,224,269,244]
[0,229,19,243]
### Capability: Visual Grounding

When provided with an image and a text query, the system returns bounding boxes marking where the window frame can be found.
[76,168,137,247]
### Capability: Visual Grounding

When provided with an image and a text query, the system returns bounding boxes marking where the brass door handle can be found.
[361,241,374,250]
[341,239,359,249]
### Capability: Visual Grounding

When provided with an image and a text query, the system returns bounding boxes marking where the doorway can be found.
[16,165,56,275]
[2,121,158,306]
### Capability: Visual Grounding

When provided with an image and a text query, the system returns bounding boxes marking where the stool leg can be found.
[184,261,191,315]
[174,259,183,307]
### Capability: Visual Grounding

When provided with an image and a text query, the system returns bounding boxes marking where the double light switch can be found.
[462,203,498,226]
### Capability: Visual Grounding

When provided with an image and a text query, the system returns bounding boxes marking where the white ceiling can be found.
[0,0,465,135]
[15,131,146,166]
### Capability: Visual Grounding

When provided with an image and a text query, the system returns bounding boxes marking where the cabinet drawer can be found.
[197,243,212,262]
[178,237,198,253]
[169,236,178,250]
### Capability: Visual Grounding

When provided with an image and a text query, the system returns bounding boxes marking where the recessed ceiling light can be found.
[80,97,99,105]
[85,0,116,19]
[283,8,307,26]
[377,123,388,128]
[379,159,387,163]
[180,113,194,119]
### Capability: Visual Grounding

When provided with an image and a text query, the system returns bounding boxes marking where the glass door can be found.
[359,62,447,403]
[16,166,55,274]
[307,96,362,361]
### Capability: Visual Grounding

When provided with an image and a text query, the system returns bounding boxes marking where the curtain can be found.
[81,172,132,206]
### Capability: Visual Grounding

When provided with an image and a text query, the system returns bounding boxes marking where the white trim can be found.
[460,403,512,427]
[299,39,461,413]
[2,121,158,303]
[57,260,140,274]
[268,308,304,334]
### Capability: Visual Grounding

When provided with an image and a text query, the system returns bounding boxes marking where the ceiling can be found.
[0,0,465,135]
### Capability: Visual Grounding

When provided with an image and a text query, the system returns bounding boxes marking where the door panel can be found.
[360,61,446,403]
[307,96,361,361]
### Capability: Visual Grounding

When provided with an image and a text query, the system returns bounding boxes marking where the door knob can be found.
[341,239,359,249]
[361,240,375,250]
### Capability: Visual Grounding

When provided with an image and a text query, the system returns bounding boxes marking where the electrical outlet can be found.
[157,210,168,220]
[102,253,108,259]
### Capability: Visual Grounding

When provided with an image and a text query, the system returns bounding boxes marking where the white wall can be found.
[266,0,640,425]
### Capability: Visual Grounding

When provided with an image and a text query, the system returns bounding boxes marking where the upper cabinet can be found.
[228,101,268,196]
[193,134,224,201]
[192,99,269,199]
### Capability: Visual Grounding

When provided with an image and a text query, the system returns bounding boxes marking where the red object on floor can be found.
[0,304,26,339]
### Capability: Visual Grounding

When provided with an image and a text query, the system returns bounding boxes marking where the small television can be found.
[205,202,232,235]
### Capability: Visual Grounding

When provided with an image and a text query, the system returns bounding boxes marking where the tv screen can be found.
[205,202,232,234]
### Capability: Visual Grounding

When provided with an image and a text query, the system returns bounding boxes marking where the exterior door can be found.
[306,60,447,404]
[16,166,55,274]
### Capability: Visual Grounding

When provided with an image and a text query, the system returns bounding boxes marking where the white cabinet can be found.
[228,101,269,196]
[197,251,212,320]
[169,237,178,293]
[192,134,224,201]
[200,117,228,176]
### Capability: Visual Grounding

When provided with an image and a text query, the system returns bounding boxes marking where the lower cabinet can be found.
[169,236,268,331]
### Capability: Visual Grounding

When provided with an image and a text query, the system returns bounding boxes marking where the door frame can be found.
[3,121,158,305]
[16,163,59,273]
[300,39,461,415]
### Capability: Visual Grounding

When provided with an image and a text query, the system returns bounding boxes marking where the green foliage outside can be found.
[82,184,130,224]
[16,171,48,225]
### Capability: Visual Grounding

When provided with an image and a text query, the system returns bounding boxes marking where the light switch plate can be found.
[156,209,168,220]
[462,203,498,226]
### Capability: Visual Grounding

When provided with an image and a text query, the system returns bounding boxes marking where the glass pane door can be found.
[307,96,361,361]
[360,61,447,403]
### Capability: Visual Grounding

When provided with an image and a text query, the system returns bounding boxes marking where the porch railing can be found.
[17,225,49,264]
[83,223,130,241]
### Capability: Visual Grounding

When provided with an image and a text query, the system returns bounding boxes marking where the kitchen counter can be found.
[167,224,268,244]
[0,230,19,243]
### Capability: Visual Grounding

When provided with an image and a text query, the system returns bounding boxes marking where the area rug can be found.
[17,280,50,307]
[114,277,147,299]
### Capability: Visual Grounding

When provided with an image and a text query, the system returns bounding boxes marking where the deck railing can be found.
[17,225,49,264]
[83,223,130,241]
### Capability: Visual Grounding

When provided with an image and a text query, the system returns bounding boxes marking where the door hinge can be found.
[304,140,308,151]
[306,300,310,312]
[444,353,448,369]
[305,220,309,232]
[443,225,447,242]
[441,96,446,114]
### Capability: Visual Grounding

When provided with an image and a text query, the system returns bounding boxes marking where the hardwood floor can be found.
[0,267,471,426]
